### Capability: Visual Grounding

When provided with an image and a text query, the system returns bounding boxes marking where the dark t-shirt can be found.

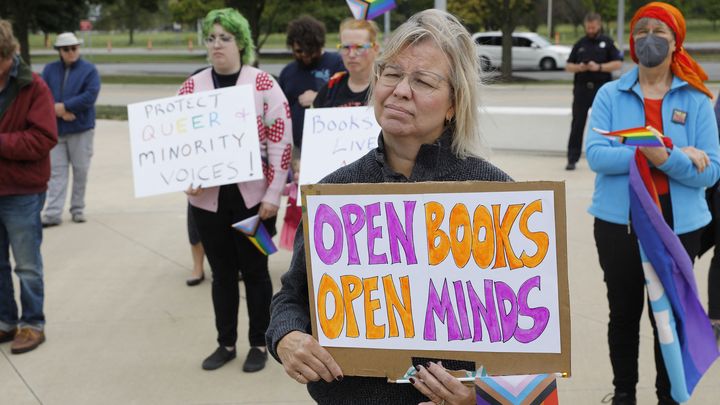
[313,72,369,108]
[567,34,623,87]
[278,52,345,147]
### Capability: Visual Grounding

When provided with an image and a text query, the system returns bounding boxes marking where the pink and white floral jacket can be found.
[179,67,292,212]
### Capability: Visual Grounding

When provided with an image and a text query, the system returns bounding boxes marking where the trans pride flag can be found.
[629,150,719,402]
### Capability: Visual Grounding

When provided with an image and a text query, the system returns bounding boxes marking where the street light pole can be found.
[547,0,553,38]
[617,0,625,54]
[434,0,447,12]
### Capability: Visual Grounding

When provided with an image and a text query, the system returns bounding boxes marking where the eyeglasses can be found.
[205,35,235,47]
[336,43,375,56]
[60,46,78,52]
[376,64,448,95]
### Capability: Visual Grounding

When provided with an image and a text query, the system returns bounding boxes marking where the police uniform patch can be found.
[672,109,687,125]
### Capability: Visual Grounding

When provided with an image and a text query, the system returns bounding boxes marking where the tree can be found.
[483,0,534,81]
[94,0,160,45]
[699,0,720,30]
[0,0,87,64]
[34,0,89,48]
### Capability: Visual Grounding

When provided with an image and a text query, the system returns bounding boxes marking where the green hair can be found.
[202,8,255,66]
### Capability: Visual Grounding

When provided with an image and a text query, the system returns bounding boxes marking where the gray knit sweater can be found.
[266,131,512,404]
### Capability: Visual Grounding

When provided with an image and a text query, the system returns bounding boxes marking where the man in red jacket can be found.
[0,20,58,354]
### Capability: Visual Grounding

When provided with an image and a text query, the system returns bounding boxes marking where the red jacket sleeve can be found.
[0,75,58,161]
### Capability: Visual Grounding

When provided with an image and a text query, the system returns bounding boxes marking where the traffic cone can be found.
[147,38,153,50]
[188,38,193,52]
[107,39,112,52]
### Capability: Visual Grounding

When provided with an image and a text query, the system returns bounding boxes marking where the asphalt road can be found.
[32,61,720,82]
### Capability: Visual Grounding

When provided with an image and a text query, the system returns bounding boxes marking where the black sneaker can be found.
[242,347,268,372]
[202,346,236,370]
[602,392,636,405]
[565,162,576,171]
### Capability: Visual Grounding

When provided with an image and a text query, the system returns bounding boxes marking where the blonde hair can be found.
[339,18,380,44]
[368,9,483,159]
[0,20,19,60]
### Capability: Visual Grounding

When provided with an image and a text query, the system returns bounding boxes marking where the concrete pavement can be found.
[2,85,720,404]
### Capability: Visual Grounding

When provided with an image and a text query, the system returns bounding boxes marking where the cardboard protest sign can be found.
[302,181,570,379]
[127,85,261,197]
[298,106,381,197]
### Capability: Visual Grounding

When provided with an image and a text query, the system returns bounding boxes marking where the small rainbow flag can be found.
[593,126,664,147]
[346,0,396,20]
[232,215,278,256]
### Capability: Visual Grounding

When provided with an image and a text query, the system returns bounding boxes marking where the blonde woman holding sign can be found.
[181,8,292,373]
[267,10,512,405]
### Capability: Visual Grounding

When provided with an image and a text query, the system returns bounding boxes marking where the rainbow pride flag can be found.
[346,0,396,20]
[232,215,278,255]
[475,373,558,405]
[593,126,664,147]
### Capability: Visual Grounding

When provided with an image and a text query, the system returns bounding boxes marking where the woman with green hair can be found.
[181,8,293,373]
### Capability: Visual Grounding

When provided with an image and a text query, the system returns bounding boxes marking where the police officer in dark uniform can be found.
[565,12,623,170]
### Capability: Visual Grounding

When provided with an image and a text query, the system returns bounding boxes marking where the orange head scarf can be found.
[629,2,712,98]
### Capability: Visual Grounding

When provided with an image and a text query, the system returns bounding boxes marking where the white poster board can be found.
[298,106,381,192]
[127,85,261,197]
[305,188,560,354]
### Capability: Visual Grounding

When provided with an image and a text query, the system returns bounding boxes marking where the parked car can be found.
[472,32,572,71]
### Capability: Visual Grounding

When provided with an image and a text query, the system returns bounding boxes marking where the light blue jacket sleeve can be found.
[658,95,720,188]
[585,85,635,175]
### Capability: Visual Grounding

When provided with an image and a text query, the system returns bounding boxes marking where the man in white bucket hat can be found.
[41,32,100,227]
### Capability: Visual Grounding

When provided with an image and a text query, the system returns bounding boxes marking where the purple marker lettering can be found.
[313,204,343,265]
[453,280,471,340]
[514,275,550,343]
[495,281,518,343]
[365,203,387,265]
[385,201,418,265]
[424,279,462,341]
[340,204,365,265]
[466,279,502,342]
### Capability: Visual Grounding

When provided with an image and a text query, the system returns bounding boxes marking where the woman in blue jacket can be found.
[585,3,719,405]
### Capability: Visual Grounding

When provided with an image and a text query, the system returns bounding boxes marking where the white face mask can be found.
[635,34,670,68]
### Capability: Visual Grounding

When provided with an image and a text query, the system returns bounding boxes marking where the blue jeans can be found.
[0,193,46,331]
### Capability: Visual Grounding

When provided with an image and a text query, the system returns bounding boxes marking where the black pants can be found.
[709,186,720,319]
[191,185,275,347]
[567,83,600,164]
[593,218,701,399]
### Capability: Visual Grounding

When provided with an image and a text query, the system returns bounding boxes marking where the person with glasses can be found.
[313,18,379,108]
[267,10,511,405]
[279,15,344,149]
[179,8,292,374]
[40,32,100,227]
[278,18,380,261]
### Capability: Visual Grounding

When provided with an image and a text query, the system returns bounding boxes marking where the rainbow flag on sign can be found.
[629,150,719,402]
[593,126,664,147]
[475,373,558,405]
[346,0,396,20]
[232,215,278,255]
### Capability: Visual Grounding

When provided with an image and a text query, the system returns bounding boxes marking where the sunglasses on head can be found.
[60,46,78,52]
